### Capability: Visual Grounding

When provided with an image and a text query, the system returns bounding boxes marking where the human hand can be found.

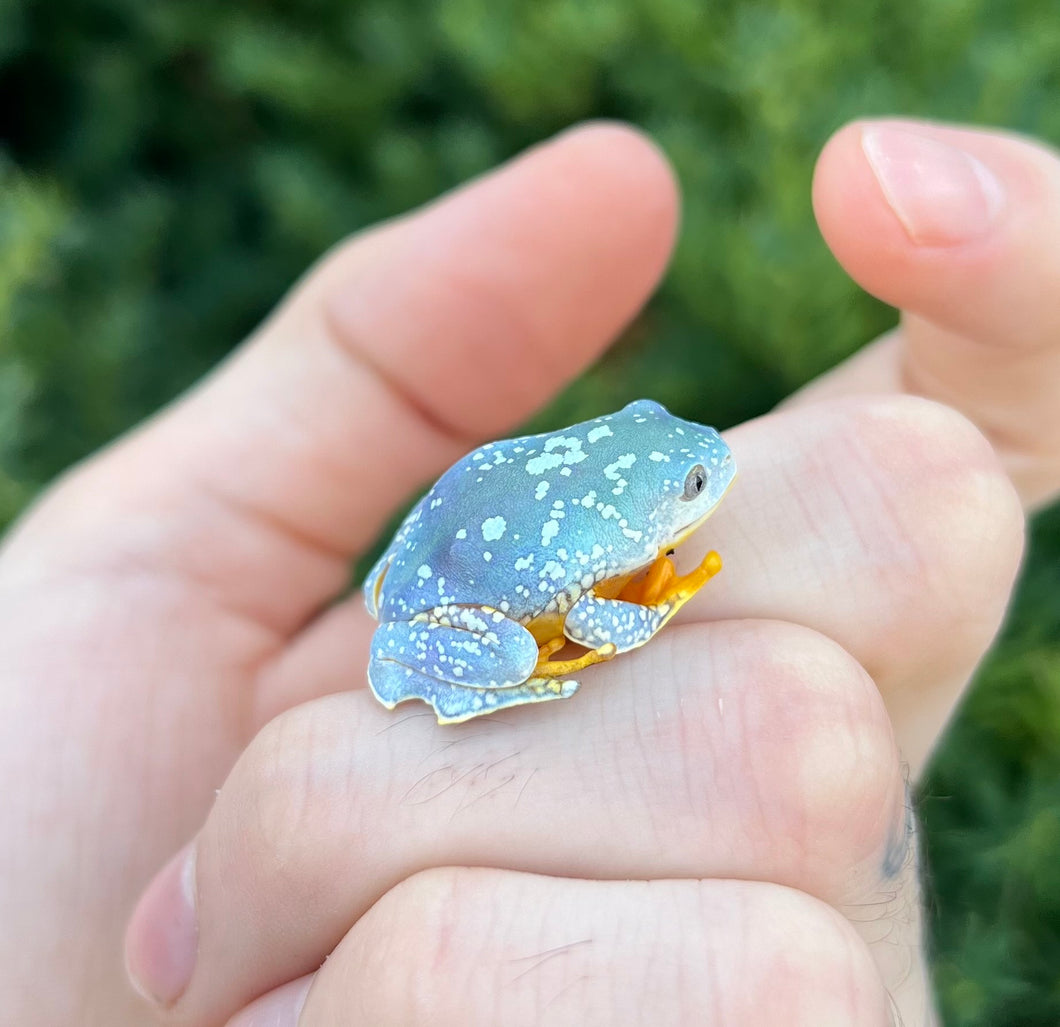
[1,119,1054,1025]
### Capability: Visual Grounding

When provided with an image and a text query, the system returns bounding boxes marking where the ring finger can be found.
[231,870,894,1027]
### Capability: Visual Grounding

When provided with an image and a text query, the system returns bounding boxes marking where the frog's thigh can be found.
[369,605,539,690]
[564,593,675,655]
[368,605,577,724]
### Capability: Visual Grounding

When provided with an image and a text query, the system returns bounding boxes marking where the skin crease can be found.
[0,118,1057,1025]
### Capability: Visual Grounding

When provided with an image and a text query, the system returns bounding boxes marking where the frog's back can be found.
[366,438,637,623]
[365,400,728,623]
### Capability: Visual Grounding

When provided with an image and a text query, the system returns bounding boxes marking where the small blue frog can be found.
[364,399,735,723]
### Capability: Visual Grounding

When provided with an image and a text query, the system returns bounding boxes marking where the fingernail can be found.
[861,125,1005,244]
[226,976,314,1027]
[125,843,198,1007]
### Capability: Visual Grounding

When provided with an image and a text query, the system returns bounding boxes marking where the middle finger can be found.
[128,617,903,1024]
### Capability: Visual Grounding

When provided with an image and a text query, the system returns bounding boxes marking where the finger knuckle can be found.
[348,868,490,1021]
[858,396,1025,660]
[745,885,887,1025]
[234,697,363,878]
[735,622,901,880]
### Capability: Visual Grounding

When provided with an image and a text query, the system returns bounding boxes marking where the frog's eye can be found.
[681,464,709,501]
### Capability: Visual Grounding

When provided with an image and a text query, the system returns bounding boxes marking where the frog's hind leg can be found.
[565,550,723,654]
[368,604,577,723]
[370,660,580,724]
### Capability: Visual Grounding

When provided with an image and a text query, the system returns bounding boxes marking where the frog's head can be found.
[613,399,736,549]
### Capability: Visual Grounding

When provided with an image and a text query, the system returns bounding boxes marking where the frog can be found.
[363,399,736,724]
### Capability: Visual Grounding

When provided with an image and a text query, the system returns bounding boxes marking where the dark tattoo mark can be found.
[882,771,918,880]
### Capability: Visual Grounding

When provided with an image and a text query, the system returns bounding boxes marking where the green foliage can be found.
[923,504,1060,1026]
[2,1,1059,1021]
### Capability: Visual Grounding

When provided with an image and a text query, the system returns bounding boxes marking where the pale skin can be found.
[1,118,1057,1025]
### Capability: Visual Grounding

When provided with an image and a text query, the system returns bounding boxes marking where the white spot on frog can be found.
[534,481,550,501]
[604,453,637,480]
[526,452,563,475]
[455,528,467,540]
[541,520,560,546]
[546,435,587,462]
[528,435,588,474]
[587,424,613,444]
[481,516,507,542]
[417,565,432,579]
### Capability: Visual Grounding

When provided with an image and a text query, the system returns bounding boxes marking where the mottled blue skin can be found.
[364,399,735,722]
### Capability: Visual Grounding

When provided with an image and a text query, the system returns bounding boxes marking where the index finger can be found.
[797,118,1060,508]
[11,124,678,633]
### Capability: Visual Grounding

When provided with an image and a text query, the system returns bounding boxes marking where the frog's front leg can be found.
[564,550,723,654]
[368,605,579,724]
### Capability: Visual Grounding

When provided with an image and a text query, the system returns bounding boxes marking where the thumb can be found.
[790,118,1060,510]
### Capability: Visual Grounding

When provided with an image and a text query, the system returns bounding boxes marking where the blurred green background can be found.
[2,1,1058,1022]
